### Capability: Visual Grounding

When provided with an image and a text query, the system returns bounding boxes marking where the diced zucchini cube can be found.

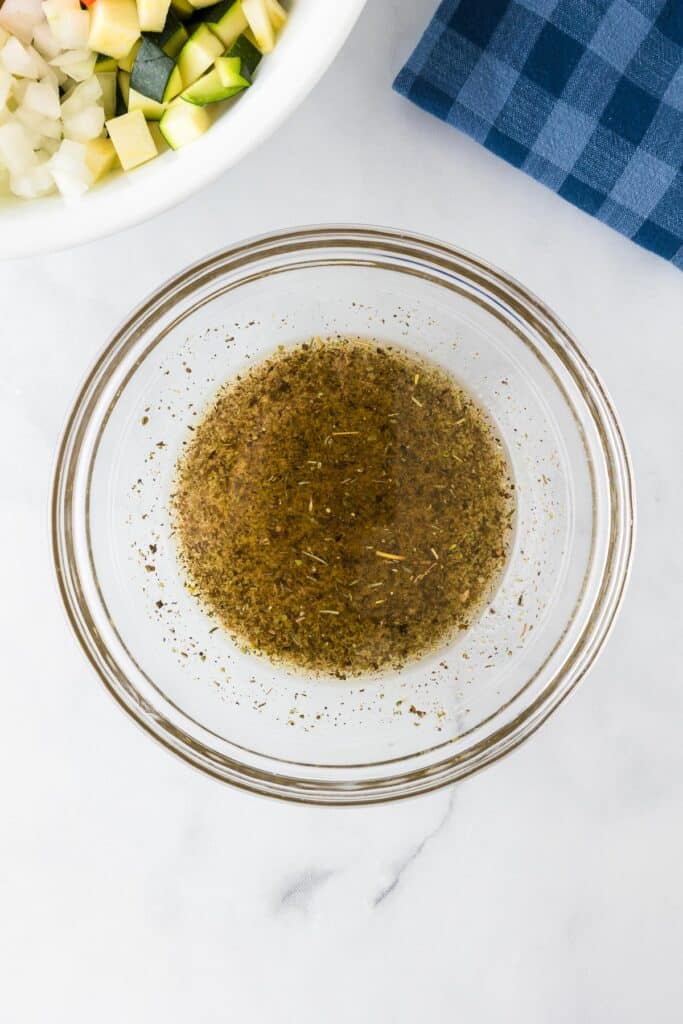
[159,101,210,149]
[96,70,118,119]
[215,55,249,89]
[171,0,194,15]
[146,10,189,59]
[117,69,131,109]
[177,24,223,87]
[181,62,248,105]
[118,39,141,73]
[130,37,179,102]
[203,1,248,49]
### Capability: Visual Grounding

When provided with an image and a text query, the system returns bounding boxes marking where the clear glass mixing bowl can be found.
[51,226,634,804]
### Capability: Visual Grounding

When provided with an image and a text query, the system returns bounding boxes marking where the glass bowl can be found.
[51,226,634,804]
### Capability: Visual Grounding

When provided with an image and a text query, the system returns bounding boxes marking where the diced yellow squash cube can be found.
[105,109,157,170]
[95,70,117,120]
[127,87,166,121]
[88,0,140,61]
[241,0,274,53]
[147,120,168,153]
[117,38,141,73]
[85,137,118,181]
[265,0,287,31]
[137,0,172,32]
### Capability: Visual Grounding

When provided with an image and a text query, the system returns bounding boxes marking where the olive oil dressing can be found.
[173,338,515,676]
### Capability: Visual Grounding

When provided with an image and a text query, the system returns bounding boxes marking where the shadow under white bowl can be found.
[0,0,367,259]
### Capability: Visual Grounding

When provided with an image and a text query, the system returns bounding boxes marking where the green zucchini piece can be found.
[116,69,131,113]
[118,39,141,73]
[202,1,248,48]
[130,37,180,103]
[128,86,166,120]
[95,54,118,72]
[171,0,194,17]
[225,34,261,77]
[96,70,118,119]
[159,101,210,149]
[215,55,250,89]
[166,65,183,100]
[177,23,223,87]
[181,62,249,105]
[145,10,189,59]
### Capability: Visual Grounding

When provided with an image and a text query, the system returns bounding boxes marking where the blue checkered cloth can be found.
[394,0,683,268]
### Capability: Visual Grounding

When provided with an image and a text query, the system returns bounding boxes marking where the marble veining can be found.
[374,788,457,906]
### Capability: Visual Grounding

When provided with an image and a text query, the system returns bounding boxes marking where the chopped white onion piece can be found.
[32,21,62,61]
[0,36,43,78]
[49,137,92,197]
[23,78,60,119]
[42,4,89,50]
[63,105,104,142]
[0,0,44,45]
[49,47,92,69]
[38,138,60,156]
[64,58,95,81]
[13,105,44,145]
[11,77,30,104]
[61,74,101,115]
[0,121,37,174]
[11,158,54,197]
[50,48,96,81]
[0,69,12,110]
[16,105,62,140]
[42,0,81,11]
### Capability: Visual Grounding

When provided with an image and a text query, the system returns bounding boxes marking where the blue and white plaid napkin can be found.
[394,0,683,268]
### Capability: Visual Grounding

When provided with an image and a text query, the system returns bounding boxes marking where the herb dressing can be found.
[173,338,514,676]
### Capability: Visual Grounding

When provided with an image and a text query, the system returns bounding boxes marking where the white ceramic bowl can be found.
[0,0,366,259]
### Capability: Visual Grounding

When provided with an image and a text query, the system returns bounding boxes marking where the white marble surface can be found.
[1,2,682,1020]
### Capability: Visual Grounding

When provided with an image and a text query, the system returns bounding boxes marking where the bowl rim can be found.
[0,0,367,260]
[51,224,636,804]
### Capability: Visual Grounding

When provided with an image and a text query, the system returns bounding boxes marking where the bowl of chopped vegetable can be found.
[0,0,366,258]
